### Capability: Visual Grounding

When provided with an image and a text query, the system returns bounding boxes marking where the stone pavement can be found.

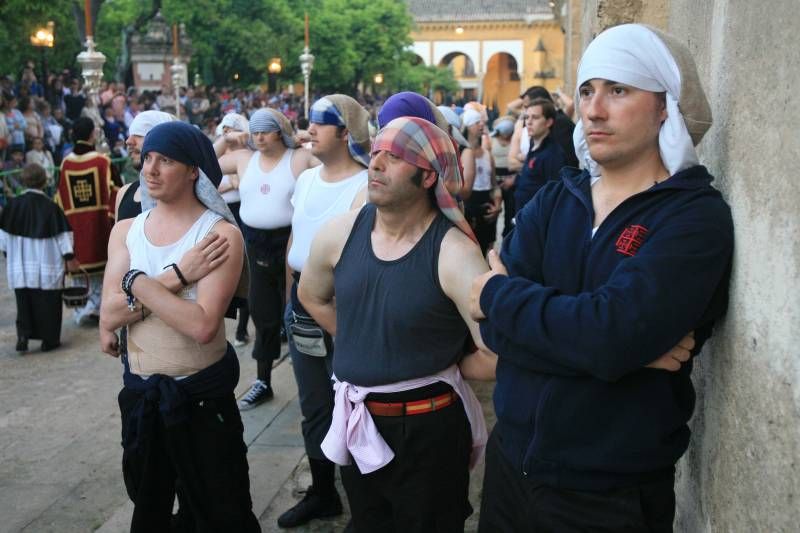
[0,260,496,533]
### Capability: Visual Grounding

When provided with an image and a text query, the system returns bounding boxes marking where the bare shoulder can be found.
[439,228,488,290]
[321,208,360,247]
[110,216,135,243]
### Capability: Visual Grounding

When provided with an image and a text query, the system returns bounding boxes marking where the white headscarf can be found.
[461,108,482,128]
[573,24,701,177]
[215,112,249,136]
[128,110,175,138]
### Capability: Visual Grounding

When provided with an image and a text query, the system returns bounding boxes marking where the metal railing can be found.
[0,156,137,206]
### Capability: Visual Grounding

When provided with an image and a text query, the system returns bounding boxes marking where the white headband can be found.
[573,24,699,177]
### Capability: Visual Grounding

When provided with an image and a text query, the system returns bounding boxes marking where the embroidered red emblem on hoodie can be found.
[615,225,649,256]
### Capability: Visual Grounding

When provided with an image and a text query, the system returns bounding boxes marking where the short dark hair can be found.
[529,98,557,122]
[72,117,95,142]
[21,163,48,189]
[521,86,552,103]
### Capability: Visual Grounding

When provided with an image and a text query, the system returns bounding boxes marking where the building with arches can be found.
[407,0,566,114]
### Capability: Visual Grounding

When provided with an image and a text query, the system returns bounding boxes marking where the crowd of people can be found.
[0,23,735,533]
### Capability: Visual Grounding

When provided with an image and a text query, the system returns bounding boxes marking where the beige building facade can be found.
[407,0,566,113]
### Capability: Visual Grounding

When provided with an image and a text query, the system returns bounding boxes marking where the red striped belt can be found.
[365,391,458,417]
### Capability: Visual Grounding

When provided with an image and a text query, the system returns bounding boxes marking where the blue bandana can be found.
[310,96,371,167]
[142,122,223,187]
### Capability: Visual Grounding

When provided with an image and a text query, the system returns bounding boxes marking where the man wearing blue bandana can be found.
[278,94,370,528]
[100,122,260,531]
[472,24,734,531]
[216,108,319,409]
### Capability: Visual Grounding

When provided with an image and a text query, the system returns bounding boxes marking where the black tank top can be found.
[333,204,469,386]
[116,180,141,222]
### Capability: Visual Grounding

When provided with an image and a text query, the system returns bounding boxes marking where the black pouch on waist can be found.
[289,277,330,357]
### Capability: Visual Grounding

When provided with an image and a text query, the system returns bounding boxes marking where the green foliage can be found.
[0,0,83,81]
[0,0,427,96]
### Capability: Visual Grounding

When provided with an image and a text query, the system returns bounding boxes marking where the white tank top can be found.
[238,149,296,229]
[473,151,493,191]
[491,139,510,169]
[287,166,367,272]
[125,208,227,376]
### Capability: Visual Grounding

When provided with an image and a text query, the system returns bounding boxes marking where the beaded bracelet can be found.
[121,269,146,311]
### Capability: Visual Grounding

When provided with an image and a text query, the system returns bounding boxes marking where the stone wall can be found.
[577,0,800,531]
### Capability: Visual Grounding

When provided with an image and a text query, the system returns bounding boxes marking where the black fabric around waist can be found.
[365,381,453,403]
[241,223,291,249]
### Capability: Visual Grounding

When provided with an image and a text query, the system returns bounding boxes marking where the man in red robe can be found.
[57,117,118,324]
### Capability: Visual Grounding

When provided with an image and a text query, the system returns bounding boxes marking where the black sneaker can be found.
[16,338,28,352]
[238,380,274,410]
[277,486,343,528]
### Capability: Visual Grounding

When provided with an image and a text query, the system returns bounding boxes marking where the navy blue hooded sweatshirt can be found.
[479,164,733,490]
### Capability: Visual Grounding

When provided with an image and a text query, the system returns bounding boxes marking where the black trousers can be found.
[15,288,62,346]
[118,388,261,533]
[341,386,473,533]
[244,228,288,379]
[284,283,335,460]
[478,429,676,533]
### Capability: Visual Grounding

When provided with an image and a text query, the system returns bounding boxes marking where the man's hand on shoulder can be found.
[178,231,230,284]
[470,249,508,320]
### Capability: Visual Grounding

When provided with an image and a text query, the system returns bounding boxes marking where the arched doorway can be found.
[483,52,521,116]
[439,52,478,103]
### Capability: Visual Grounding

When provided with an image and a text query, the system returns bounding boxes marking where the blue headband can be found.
[309,97,345,127]
[142,122,223,187]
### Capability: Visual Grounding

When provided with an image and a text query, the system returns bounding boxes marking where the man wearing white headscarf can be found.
[470,24,734,531]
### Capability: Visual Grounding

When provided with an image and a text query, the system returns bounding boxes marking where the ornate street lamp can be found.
[268,57,282,94]
[30,21,55,83]
[299,13,315,118]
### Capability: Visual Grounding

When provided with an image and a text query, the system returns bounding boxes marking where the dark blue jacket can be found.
[514,134,568,212]
[479,165,733,490]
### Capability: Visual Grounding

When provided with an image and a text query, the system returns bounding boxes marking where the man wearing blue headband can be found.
[216,108,319,409]
[277,94,370,528]
[99,121,260,531]
[472,24,733,531]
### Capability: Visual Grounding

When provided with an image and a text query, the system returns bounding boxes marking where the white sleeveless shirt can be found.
[238,149,296,229]
[473,151,493,191]
[125,209,227,377]
[287,166,367,272]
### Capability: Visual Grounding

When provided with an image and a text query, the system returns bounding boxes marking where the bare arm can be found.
[508,120,525,173]
[218,148,250,177]
[461,148,475,200]
[100,226,230,333]
[439,228,497,380]
[129,221,243,344]
[114,182,131,221]
[290,147,321,178]
[297,210,358,335]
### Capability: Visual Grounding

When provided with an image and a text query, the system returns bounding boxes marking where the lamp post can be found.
[268,57,282,94]
[76,0,108,152]
[170,23,187,120]
[373,73,383,98]
[299,13,315,118]
[30,21,54,83]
